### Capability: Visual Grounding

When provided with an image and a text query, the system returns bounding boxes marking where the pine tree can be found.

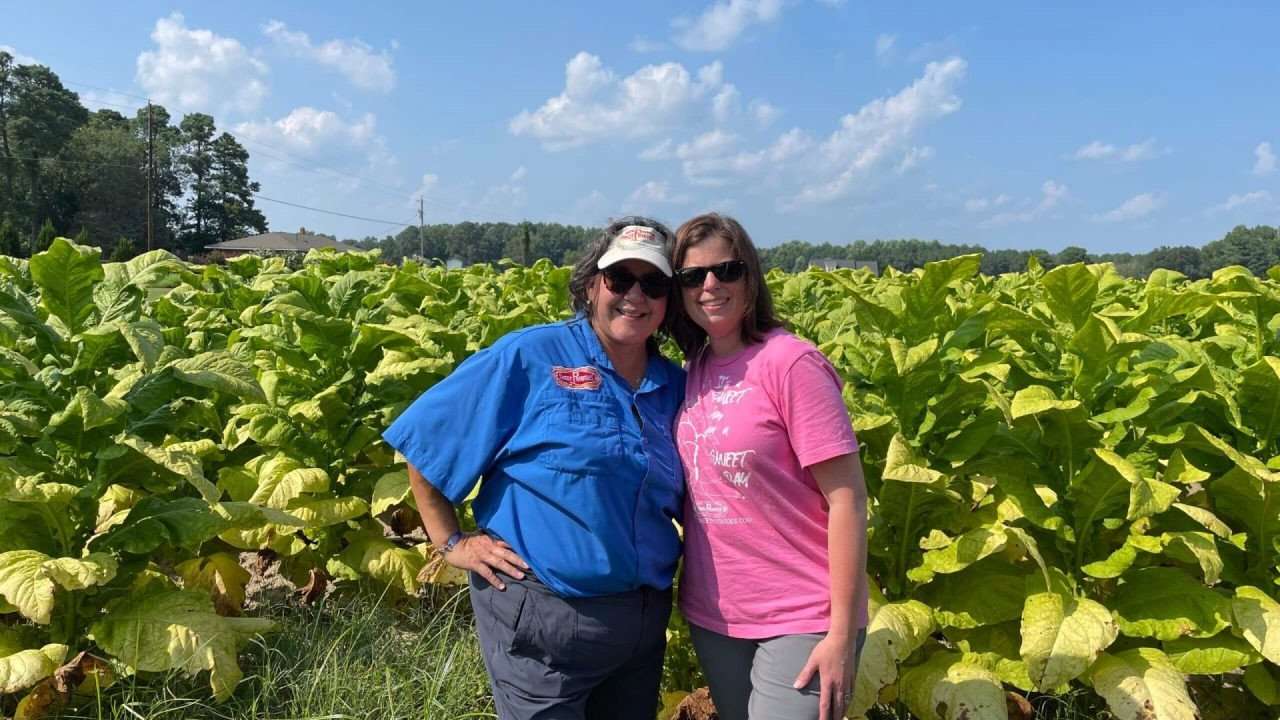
[35,217,56,252]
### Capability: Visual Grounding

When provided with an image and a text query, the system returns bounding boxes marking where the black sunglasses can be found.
[674,260,747,288]
[601,266,672,299]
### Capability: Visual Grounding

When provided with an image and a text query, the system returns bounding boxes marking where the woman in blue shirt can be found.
[383,217,685,720]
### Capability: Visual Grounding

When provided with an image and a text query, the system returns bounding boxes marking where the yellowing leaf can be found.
[883,433,945,484]
[371,469,411,516]
[1019,590,1117,691]
[89,586,273,700]
[1233,585,1280,665]
[0,550,55,624]
[177,553,251,616]
[1088,648,1198,720]
[40,553,118,591]
[848,600,936,719]
[0,643,67,694]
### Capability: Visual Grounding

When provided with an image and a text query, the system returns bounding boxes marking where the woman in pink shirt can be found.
[670,213,869,720]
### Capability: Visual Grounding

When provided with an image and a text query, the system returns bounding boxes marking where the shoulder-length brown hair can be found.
[670,213,783,358]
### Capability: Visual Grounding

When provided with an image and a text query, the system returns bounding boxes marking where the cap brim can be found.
[597,248,673,276]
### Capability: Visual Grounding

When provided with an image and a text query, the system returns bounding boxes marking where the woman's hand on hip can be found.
[446,533,530,591]
[793,634,856,720]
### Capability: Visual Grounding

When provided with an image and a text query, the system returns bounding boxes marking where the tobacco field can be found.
[1,238,1278,719]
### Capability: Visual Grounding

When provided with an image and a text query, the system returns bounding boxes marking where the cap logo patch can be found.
[553,365,602,390]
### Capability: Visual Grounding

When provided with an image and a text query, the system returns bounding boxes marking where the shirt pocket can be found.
[535,395,625,475]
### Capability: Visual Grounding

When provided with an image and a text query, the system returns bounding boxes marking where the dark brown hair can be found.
[568,215,676,353]
[670,213,782,358]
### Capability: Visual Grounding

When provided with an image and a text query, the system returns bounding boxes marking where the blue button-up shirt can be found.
[382,316,685,598]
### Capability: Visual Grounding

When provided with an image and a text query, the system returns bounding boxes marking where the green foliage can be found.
[1,241,1279,717]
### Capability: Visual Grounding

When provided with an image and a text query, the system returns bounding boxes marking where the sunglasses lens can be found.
[676,260,745,286]
[604,268,670,298]
[716,260,746,282]
[638,273,672,298]
[602,268,636,295]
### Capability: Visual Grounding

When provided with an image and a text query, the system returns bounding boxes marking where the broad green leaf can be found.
[1244,662,1280,706]
[168,352,266,402]
[1232,585,1280,664]
[1112,567,1232,640]
[248,456,329,509]
[0,643,67,695]
[1164,634,1262,674]
[370,469,412,515]
[0,550,54,624]
[286,496,369,527]
[1088,648,1198,720]
[918,560,1027,629]
[1238,357,1280,442]
[908,525,1008,584]
[882,433,945,484]
[119,318,166,368]
[89,586,273,700]
[848,600,936,719]
[97,497,228,554]
[1163,450,1210,485]
[177,553,250,616]
[1161,531,1222,585]
[114,434,219,502]
[1010,385,1081,419]
[29,237,104,336]
[1212,467,1279,563]
[1019,589,1117,691]
[1041,263,1097,329]
[212,502,305,529]
[40,553,118,591]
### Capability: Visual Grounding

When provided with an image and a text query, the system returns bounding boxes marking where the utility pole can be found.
[145,101,154,252]
[521,221,532,266]
[417,195,424,260]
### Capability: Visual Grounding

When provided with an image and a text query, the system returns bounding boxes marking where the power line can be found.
[61,79,151,104]
[252,195,416,227]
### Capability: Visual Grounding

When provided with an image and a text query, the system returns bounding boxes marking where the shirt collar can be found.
[569,315,672,393]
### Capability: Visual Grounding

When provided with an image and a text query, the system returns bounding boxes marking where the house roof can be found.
[205,230,355,253]
[813,258,879,273]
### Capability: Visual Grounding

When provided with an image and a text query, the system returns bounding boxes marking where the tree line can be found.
[355,223,1280,279]
[0,50,266,260]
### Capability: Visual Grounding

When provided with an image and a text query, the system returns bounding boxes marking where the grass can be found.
[37,586,1123,720]
[54,585,494,720]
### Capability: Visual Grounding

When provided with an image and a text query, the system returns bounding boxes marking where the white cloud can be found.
[1254,142,1276,176]
[895,146,934,174]
[964,193,1009,213]
[1095,192,1164,223]
[234,107,391,181]
[262,20,395,93]
[509,166,528,182]
[817,0,847,6]
[136,13,269,116]
[677,127,813,185]
[749,99,780,127]
[639,139,675,161]
[1072,137,1165,162]
[673,0,785,52]
[0,45,39,66]
[713,84,741,124]
[627,180,689,206]
[1207,190,1271,214]
[509,53,729,150]
[629,36,666,53]
[980,181,1066,227]
[789,57,966,206]
[875,34,897,60]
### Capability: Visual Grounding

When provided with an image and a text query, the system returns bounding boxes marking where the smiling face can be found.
[587,258,668,353]
[679,234,748,355]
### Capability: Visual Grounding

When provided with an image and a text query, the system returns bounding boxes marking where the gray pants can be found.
[470,572,671,720]
[689,624,867,720]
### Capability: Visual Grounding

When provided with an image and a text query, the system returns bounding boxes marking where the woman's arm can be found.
[408,461,529,590]
[793,451,869,720]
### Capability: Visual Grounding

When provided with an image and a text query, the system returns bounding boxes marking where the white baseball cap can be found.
[597,225,672,277]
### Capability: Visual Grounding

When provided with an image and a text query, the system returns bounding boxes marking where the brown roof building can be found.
[205,227,355,255]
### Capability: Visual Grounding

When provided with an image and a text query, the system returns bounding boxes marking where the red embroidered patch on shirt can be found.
[552,365,602,390]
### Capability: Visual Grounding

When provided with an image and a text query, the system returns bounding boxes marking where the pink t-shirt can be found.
[677,328,864,638]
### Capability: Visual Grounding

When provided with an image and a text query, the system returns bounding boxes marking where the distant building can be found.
[205,227,355,257]
[812,258,879,274]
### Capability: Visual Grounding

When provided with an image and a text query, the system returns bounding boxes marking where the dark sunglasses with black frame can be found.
[600,266,673,299]
[674,260,747,288]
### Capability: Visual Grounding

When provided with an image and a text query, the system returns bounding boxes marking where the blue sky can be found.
[4,1,1278,253]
